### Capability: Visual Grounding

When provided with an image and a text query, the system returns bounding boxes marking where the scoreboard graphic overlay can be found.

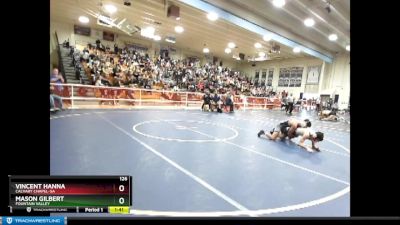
[8,176,132,214]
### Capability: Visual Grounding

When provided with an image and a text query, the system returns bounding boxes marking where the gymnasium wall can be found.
[238,57,323,99]
[237,54,350,109]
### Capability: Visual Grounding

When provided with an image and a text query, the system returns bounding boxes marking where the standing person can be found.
[332,101,339,113]
[225,93,234,112]
[281,95,287,111]
[114,43,119,54]
[316,97,321,112]
[202,91,212,111]
[286,93,294,114]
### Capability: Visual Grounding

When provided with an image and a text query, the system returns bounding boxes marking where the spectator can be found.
[50,68,64,92]
[114,43,119,54]
[71,41,277,102]
[96,39,101,49]
[211,93,222,113]
[50,85,64,110]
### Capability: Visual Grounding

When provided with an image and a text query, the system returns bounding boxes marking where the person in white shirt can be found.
[286,93,294,114]
[316,98,321,112]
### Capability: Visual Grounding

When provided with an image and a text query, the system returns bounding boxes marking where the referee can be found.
[286,93,294,114]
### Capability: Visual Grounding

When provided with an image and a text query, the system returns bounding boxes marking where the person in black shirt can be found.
[211,93,222,113]
[114,43,118,54]
[225,93,234,112]
[202,92,212,111]
[96,39,101,49]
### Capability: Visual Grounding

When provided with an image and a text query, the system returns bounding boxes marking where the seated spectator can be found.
[96,39,101,49]
[211,93,222,113]
[50,85,64,111]
[50,68,64,92]
[71,41,270,100]
[62,39,69,48]
[95,76,104,86]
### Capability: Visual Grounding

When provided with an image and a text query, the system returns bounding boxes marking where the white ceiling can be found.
[50,0,349,63]
[203,0,350,55]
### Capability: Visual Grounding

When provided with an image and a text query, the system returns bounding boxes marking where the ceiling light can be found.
[254,42,262,48]
[263,34,272,41]
[146,27,155,33]
[272,0,286,8]
[203,48,210,53]
[304,18,315,27]
[141,26,155,38]
[328,34,338,41]
[165,37,176,43]
[228,42,235,48]
[225,48,232,54]
[176,17,180,20]
[78,16,89,24]
[293,47,301,53]
[207,12,219,21]
[174,26,184,33]
[258,52,266,57]
[346,45,350,51]
[104,4,117,14]
[153,35,161,41]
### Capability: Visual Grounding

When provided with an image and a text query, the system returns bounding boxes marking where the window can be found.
[254,70,260,85]
[267,69,273,86]
[261,71,267,79]
[278,67,303,87]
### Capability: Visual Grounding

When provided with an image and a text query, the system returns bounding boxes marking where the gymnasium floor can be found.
[50,108,350,217]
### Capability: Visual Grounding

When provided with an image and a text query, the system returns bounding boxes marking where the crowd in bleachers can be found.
[67,40,278,98]
[51,40,343,113]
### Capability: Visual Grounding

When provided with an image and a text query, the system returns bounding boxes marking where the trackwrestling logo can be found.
[2,216,65,224]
